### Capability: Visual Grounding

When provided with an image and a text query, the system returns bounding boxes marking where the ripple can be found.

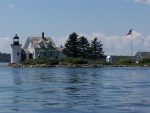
[0,67,150,113]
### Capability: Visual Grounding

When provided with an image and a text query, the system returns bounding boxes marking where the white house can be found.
[22,32,66,61]
[11,32,66,63]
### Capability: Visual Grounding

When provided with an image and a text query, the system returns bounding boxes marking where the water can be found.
[0,67,150,113]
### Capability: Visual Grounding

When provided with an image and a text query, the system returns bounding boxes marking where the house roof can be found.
[106,56,111,58]
[30,37,56,49]
[136,52,150,58]
[23,36,56,49]
[22,49,31,54]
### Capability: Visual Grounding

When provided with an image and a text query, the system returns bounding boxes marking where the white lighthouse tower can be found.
[11,34,22,63]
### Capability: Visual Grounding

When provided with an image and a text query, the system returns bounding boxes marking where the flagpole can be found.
[131,30,133,59]
[127,29,133,60]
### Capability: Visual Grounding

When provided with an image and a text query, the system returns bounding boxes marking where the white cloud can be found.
[8,4,15,8]
[52,35,69,47]
[0,37,12,53]
[54,31,150,56]
[132,0,150,4]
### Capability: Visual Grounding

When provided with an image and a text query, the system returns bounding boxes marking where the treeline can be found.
[63,32,104,61]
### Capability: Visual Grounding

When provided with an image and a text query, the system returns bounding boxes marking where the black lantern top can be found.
[13,34,19,45]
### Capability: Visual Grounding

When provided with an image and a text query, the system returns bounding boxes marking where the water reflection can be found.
[10,68,22,85]
[9,67,104,111]
[13,75,22,85]
[1,67,150,112]
[66,69,80,83]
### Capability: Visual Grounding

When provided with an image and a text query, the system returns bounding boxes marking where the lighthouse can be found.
[11,34,22,63]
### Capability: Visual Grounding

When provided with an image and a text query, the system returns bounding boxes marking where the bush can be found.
[93,61,111,65]
[22,58,59,65]
[60,58,88,64]
[114,58,132,65]
[102,62,111,65]
[50,58,59,65]
[139,58,150,64]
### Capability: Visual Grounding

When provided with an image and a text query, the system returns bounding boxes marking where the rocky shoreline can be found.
[7,63,150,68]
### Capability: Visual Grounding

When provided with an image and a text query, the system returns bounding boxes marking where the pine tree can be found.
[89,37,104,61]
[78,36,90,59]
[63,32,79,58]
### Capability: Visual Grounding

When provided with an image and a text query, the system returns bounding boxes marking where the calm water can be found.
[0,67,150,113]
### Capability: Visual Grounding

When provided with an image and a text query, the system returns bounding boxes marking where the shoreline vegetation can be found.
[7,58,150,68]
[7,63,150,68]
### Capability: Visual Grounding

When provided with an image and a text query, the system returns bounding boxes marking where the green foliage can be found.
[138,58,150,64]
[102,62,112,65]
[78,36,90,59]
[92,61,111,65]
[22,58,59,65]
[60,58,88,64]
[63,33,104,62]
[88,37,104,61]
[49,58,59,65]
[115,58,132,65]
[63,32,80,58]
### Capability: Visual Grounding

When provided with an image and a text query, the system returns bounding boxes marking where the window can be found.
[50,51,53,56]
[44,52,46,56]
[38,41,44,48]
[17,52,19,56]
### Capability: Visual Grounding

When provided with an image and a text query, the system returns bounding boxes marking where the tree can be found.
[63,32,79,58]
[78,36,90,59]
[89,37,104,61]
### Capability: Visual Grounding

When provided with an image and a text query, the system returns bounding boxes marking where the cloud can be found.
[132,0,150,4]
[52,35,69,47]
[54,31,150,56]
[0,37,12,53]
[8,4,15,8]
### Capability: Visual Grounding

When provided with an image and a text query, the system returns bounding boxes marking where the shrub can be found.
[114,58,132,65]
[22,58,59,65]
[60,58,88,64]
[49,58,59,65]
[138,58,150,64]
[102,62,111,65]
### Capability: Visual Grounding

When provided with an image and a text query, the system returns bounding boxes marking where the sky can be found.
[0,0,150,55]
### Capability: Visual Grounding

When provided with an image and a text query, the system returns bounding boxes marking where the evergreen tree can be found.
[63,32,79,58]
[78,36,90,59]
[89,37,104,61]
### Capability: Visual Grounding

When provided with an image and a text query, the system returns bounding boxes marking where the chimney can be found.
[42,32,44,38]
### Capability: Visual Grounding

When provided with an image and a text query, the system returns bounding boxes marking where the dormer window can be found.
[46,41,54,49]
[38,41,44,48]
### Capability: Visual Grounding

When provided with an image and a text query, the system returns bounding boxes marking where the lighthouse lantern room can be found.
[11,34,22,63]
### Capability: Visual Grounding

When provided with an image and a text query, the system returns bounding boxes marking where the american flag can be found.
[127,29,132,35]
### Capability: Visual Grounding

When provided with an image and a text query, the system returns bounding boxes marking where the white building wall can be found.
[26,53,29,59]
[31,50,66,59]
[106,56,112,63]
[11,45,22,63]
[35,50,40,59]
[27,42,35,59]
